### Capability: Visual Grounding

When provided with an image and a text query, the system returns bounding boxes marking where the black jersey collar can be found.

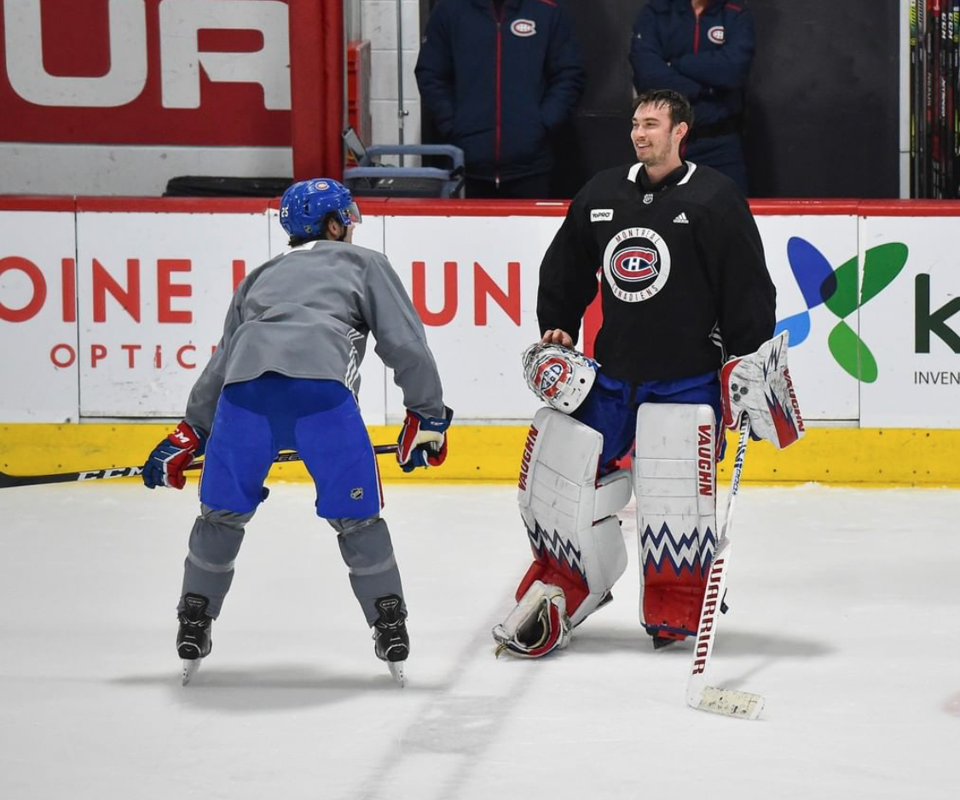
[630,161,693,192]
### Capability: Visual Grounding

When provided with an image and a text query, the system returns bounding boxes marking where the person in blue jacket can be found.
[630,0,755,194]
[415,0,584,199]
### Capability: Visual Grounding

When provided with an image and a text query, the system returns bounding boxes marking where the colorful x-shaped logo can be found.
[774,237,908,383]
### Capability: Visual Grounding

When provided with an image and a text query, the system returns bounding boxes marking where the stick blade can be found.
[688,685,765,720]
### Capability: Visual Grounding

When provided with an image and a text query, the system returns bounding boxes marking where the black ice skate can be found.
[177,593,213,685]
[372,594,408,687]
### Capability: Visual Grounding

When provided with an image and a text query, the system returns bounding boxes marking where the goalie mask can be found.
[522,343,598,413]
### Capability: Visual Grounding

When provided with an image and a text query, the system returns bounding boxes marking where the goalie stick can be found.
[0,445,400,489]
[686,413,765,720]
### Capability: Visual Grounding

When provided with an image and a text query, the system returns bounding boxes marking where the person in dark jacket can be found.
[630,0,755,194]
[415,0,584,199]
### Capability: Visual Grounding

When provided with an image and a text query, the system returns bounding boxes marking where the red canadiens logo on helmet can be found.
[536,358,569,397]
[511,19,537,37]
[612,247,658,282]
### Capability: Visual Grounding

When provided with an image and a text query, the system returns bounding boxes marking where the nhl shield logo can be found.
[350,487,364,500]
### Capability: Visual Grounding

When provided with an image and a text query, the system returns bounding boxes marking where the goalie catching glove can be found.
[396,406,453,472]
[720,331,805,448]
[142,420,206,490]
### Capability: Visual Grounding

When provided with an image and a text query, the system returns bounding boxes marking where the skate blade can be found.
[181,659,202,686]
[387,660,405,687]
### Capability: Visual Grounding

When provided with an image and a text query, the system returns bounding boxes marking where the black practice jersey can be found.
[538,161,776,383]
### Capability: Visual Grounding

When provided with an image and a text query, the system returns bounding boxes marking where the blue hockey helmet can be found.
[279,178,362,238]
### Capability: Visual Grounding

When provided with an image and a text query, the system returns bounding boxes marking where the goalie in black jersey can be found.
[494,90,802,658]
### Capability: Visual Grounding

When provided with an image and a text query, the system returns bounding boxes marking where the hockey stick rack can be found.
[0,444,399,489]
[686,413,765,720]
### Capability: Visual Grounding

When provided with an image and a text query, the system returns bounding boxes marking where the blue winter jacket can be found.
[630,0,755,130]
[415,0,584,183]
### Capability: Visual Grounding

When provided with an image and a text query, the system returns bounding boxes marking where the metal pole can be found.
[396,0,408,165]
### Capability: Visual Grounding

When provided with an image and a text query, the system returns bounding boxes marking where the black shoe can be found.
[177,593,213,660]
[372,594,409,663]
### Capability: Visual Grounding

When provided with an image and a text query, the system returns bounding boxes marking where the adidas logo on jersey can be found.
[673,212,690,224]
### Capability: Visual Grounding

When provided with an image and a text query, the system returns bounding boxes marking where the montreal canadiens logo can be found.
[611,247,658,282]
[602,227,671,303]
[535,358,568,397]
[708,26,725,44]
[511,19,537,37]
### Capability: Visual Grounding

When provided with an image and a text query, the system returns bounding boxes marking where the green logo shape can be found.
[777,240,908,383]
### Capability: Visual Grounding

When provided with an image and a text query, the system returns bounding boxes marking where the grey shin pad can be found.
[180,505,254,618]
[330,516,403,626]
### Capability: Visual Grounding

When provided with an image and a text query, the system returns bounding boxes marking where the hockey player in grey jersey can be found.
[142,178,452,686]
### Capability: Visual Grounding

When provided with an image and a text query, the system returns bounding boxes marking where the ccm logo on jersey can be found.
[511,19,537,37]
[591,209,614,222]
[708,26,725,44]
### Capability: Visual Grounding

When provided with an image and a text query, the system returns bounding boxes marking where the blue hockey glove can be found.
[396,406,453,473]
[142,421,206,490]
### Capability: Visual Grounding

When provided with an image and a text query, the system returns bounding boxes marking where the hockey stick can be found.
[685,413,765,720]
[0,444,400,489]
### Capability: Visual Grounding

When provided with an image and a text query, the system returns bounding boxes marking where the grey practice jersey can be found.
[183,240,445,435]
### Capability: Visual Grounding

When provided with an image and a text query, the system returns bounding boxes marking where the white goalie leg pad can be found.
[517,407,631,628]
[635,404,718,638]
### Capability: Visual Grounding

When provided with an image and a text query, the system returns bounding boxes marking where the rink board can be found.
[2,197,959,485]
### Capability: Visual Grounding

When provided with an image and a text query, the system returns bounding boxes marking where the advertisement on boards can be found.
[0,208,79,421]
[2,204,957,427]
[858,215,960,428]
[380,214,562,423]
[74,209,271,417]
[756,214,861,422]
[0,0,291,146]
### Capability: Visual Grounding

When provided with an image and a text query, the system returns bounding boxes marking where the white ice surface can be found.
[1,481,958,800]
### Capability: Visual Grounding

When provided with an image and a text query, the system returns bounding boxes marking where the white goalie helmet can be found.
[522,342,598,413]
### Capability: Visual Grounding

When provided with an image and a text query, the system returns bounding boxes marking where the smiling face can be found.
[631,101,688,179]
